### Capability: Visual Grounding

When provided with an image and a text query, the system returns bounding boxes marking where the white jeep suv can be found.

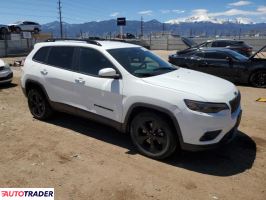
[21,39,242,159]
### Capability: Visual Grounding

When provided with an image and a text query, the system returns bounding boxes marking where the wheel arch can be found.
[249,68,266,83]
[25,80,50,101]
[122,103,184,146]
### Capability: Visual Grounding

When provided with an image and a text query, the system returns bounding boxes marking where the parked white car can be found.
[21,39,242,159]
[8,21,41,34]
[0,59,13,84]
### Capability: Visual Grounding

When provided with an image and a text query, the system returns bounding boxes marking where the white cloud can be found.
[160,9,185,14]
[138,10,153,15]
[188,6,266,18]
[160,9,171,14]
[257,6,266,13]
[172,9,185,14]
[110,12,119,17]
[228,1,252,6]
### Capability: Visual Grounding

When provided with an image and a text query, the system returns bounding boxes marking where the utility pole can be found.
[58,0,63,38]
[140,16,144,38]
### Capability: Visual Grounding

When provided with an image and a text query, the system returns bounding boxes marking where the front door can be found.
[72,47,123,122]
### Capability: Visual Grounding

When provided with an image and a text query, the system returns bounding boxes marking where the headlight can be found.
[184,99,229,113]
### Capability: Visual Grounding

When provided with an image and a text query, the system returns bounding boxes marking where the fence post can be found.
[149,34,152,49]
[4,33,8,57]
[167,35,169,51]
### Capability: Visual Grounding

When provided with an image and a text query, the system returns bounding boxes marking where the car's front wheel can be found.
[130,112,177,159]
[27,89,53,120]
[250,70,266,88]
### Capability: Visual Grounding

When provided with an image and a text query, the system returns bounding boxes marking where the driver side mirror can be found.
[98,68,120,79]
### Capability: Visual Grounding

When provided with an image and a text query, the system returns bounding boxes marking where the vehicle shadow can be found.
[0,83,18,90]
[47,113,256,177]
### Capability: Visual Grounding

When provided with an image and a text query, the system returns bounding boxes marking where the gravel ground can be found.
[0,52,266,200]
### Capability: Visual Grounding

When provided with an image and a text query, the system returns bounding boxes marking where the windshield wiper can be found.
[153,67,177,71]
[135,72,155,77]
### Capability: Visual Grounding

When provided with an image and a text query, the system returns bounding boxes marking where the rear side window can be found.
[78,48,114,76]
[47,46,75,70]
[33,47,50,63]
[212,41,227,47]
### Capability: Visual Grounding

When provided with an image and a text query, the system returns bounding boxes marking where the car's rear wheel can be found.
[34,28,39,34]
[130,112,177,159]
[15,27,21,33]
[0,27,8,35]
[250,70,266,88]
[27,89,53,120]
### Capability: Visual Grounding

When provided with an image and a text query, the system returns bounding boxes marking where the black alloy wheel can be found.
[27,89,53,120]
[250,70,266,88]
[130,112,177,159]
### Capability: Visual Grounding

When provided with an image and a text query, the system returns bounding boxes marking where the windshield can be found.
[228,50,248,61]
[108,47,177,77]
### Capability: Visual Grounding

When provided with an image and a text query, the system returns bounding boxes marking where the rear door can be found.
[71,47,123,122]
[41,46,77,106]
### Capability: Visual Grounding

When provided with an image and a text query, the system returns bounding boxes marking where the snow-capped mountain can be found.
[166,16,254,24]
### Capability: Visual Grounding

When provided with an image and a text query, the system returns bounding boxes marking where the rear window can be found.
[33,47,50,63]
[47,46,75,70]
[212,41,228,47]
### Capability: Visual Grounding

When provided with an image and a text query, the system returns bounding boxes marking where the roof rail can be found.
[45,38,102,46]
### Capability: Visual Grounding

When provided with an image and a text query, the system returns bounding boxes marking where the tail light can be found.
[242,47,252,52]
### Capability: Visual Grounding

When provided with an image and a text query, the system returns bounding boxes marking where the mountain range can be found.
[41,19,266,38]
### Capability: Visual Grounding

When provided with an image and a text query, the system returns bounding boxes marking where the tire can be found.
[27,89,53,120]
[130,112,177,159]
[34,28,39,34]
[249,70,266,88]
[0,28,8,35]
[15,27,21,33]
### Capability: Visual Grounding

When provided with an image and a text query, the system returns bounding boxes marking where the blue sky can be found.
[1,0,265,24]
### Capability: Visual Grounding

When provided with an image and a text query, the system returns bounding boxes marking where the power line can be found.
[140,16,144,37]
[58,0,63,38]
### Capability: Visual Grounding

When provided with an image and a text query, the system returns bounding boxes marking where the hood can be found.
[142,68,238,102]
[181,37,198,48]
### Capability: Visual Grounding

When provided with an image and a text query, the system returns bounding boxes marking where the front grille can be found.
[229,92,241,113]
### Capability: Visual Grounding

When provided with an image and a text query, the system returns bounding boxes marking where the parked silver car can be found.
[0,59,13,85]
[0,24,9,35]
[8,21,41,34]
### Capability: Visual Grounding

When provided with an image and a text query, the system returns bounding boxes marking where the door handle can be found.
[75,78,85,84]
[40,69,48,75]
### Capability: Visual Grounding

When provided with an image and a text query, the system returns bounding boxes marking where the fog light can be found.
[200,130,221,141]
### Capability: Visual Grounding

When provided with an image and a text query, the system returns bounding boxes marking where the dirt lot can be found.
[0,52,266,200]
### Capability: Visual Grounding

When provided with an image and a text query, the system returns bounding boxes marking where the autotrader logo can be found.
[0,188,54,200]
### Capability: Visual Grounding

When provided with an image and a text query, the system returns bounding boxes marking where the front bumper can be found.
[181,110,242,151]
[175,103,242,151]
[0,70,13,84]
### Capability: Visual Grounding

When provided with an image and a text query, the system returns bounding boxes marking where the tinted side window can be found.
[47,46,75,70]
[204,52,227,59]
[212,41,227,47]
[33,47,50,63]
[78,48,114,75]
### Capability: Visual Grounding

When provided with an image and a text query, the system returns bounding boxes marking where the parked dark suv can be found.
[181,37,253,57]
